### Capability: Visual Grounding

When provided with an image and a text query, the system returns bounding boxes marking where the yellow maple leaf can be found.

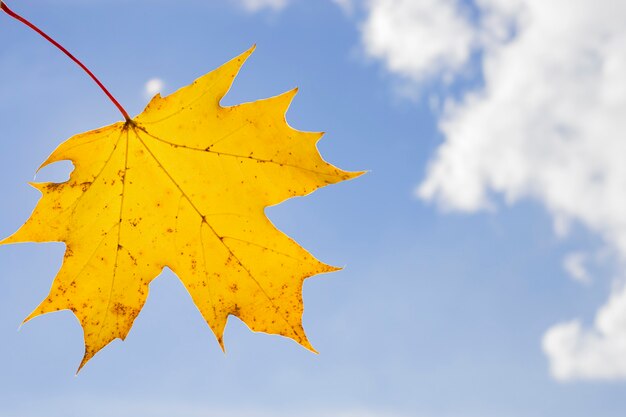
[2,46,362,370]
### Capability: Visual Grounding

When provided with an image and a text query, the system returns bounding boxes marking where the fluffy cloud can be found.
[359,0,626,380]
[144,78,164,98]
[543,283,626,381]
[361,0,475,84]
[563,252,591,285]
[235,0,289,12]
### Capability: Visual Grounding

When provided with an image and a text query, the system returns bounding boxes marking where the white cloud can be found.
[236,0,289,12]
[563,252,591,285]
[144,78,164,98]
[543,283,626,381]
[361,0,475,84]
[359,0,626,380]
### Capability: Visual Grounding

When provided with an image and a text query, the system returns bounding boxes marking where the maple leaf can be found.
[1,46,362,370]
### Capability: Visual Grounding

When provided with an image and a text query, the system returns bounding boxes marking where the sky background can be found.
[1,0,626,416]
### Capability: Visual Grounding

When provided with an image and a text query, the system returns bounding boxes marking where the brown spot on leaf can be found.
[46,183,63,191]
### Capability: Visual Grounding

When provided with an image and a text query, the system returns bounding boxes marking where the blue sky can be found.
[2,0,626,416]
